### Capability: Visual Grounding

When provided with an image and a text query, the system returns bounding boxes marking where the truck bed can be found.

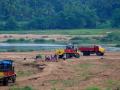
[79,46,99,52]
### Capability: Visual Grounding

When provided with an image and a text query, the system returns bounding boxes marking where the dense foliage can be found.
[0,0,120,30]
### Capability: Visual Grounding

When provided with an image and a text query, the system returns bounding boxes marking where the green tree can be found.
[111,8,120,28]
[4,17,18,30]
[0,0,120,29]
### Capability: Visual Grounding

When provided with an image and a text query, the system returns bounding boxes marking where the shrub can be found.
[5,39,18,43]
[5,38,31,43]
[36,54,42,59]
[100,32,120,43]
[34,39,55,43]
[51,88,57,90]
[34,39,46,43]
[7,48,18,52]
[115,44,120,47]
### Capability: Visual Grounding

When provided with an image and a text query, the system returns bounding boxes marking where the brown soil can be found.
[0,51,120,90]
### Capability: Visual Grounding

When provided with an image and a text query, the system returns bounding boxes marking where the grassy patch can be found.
[70,36,96,44]
[100,31,120,44]
[61,79,76,87]
[66,59,75,62]
[51,88,64,90]
[51,88,57,90]
[9,86,34,90]
[106,79,120,89]
[79,64,93,69]
[81,71,92,80]
[17,70,35,77]
[85,86,101,90]
[72,63,96,80]
[49,80,59,86]
[49,79,79,88]
[0,29,115,35]
[74,63,94,69]
[0,48,35,52]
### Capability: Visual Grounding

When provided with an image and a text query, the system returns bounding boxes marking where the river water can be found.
[0,43,120,52]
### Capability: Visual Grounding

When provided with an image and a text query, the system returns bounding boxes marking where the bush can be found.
[5,39,18,43]
[5,38,31,43]
[36,54,42,59]
[47,39,55,43]
[34,39,46,43]
[70,37,86,40]
[7,48,18,52]
[115,44,120,47]
[34,39,55,43]
[100,32,120,43]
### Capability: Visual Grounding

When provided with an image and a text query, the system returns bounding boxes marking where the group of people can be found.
[35,54,66,62]
[45,54,58,62]
[35,54,59,62]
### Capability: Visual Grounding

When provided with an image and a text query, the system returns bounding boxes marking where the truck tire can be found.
[83,52,90,56]
[3,78,8,86]
[96,52,104,56]
[74,53,80,58]
[12,76,16,83]
[66,53,70,59]
[58,54,64,59]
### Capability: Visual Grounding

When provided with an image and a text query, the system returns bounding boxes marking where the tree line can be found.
[0,0,120,30]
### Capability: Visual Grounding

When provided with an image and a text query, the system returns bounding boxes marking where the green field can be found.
[0,29,119,35]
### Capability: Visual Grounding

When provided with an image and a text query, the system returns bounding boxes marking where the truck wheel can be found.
[87,52,90,56]
[66,53,70,59]
[59,54,64,59]
[3,78,8,86]
[12,76,16,83]
[83,52,86,56]
[74,53,80,58]
[96,52,104,56]
[83,52,90,56]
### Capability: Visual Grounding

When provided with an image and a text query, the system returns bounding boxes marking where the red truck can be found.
[79,45,105,56]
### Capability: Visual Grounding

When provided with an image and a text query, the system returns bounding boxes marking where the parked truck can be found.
[0,60,16,86]
[55,44,80,59]
[79,45,105,56]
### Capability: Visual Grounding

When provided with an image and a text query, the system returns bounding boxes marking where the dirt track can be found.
[0,51,120,90]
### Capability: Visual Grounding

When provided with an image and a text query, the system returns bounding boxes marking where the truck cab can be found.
[0,60,16,86]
